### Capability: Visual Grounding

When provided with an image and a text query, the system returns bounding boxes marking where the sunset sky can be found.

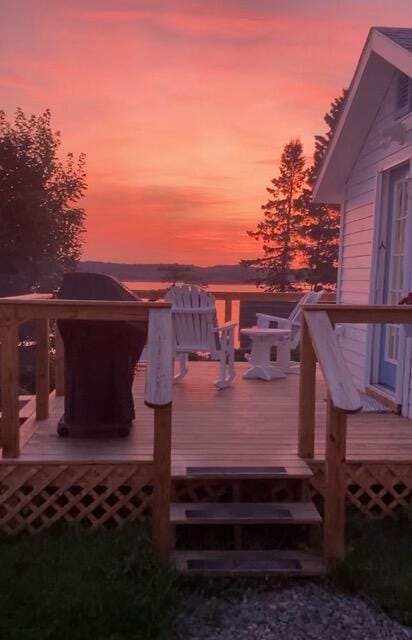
[1,0,412,265]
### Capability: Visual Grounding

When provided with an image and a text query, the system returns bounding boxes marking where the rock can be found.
[177,583,412,640]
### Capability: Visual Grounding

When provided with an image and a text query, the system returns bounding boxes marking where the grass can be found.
[0,525,180,640]
[0,515,411,638]
[330,513,412,626]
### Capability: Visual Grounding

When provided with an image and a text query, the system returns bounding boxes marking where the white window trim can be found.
[367,158,412,405]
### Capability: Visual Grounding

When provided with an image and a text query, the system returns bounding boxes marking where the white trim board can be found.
[314,27,412,203]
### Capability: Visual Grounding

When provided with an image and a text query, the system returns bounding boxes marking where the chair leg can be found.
[214,349,236,389]
[173,353,189,382]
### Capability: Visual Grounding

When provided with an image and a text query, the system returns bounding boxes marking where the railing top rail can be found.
[0,293,54,300]
[303,303,412,324]
[304,309,362,413]
[0,297,170,308]
[304,303,412,311]
[132,289,336,302]
[0,298,171,324]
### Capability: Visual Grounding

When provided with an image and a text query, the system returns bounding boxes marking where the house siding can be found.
[338,72,412,391]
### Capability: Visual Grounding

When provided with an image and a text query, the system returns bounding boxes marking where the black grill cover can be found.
[57,272,147,436]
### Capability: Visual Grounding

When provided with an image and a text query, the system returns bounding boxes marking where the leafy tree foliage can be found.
[300,91,347,288]
[243,139,306,291]
[157,263,193,286]
[0,108,86,296]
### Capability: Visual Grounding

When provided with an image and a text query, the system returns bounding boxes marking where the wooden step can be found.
[171,502,322,525]
[184,462,312,480]
[173,549,327,576]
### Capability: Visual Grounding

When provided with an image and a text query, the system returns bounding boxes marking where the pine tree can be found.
[243,139,306,291]
[300,91,347,288]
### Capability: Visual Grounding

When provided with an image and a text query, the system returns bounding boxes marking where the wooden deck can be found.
[2,297,411,559]
[1,360,411,535]
[17,361,412,472]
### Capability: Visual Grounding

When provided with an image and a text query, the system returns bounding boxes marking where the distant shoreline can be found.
[123,280,262,293]
[80,260,257,286]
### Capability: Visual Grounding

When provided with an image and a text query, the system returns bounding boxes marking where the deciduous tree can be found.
[157,264,193,286]
[0,108,86,296]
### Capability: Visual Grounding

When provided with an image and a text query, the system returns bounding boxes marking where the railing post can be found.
[323,398,347,563]
[35,318,50,419]
[0,305,20,457]
[153,403,172,561]
[224,297,233,323]
[145,306,173,562]
[54,324,65,397]
[298,314,316,458]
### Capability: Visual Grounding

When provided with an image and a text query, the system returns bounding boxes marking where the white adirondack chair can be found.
[165,285,237,389]
[250,290,324,374]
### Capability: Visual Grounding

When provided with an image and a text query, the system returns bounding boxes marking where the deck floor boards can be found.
[14,362,412,473]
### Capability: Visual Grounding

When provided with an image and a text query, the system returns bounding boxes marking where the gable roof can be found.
[313,27,412,203]
[376,27,412,53]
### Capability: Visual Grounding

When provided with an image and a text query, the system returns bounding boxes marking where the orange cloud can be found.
[82,181,256,263]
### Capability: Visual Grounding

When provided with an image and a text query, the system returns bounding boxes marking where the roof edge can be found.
[312,29,374,202]
[313,27,412,203]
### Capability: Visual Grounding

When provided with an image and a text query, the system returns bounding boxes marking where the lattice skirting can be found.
[310,462,412,518]
[0,461,411,534]
[0,463,154,534]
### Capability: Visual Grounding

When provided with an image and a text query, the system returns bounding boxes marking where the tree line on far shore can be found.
[242,92,347,291]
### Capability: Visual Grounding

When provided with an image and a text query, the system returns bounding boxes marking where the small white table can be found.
[240,327,291,381]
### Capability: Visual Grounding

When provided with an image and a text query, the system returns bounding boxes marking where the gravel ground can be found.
[178,582,412,640]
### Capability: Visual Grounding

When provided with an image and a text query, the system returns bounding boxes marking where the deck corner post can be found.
[54,324,65,397]
[298,313,316,458]
[0,306,20,458]
[224,297,233,323]
[152,402,173,562]
[323,399,347,563]
[145,305,174,562]
[35,318,50,419]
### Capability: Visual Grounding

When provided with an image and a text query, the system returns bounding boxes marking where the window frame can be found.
[394,72,412,120]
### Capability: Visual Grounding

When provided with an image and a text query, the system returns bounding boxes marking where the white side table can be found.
[240,327,291,381]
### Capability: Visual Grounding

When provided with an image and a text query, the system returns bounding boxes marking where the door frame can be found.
[366,151,412,406]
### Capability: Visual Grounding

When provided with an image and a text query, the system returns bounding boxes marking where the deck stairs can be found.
[170,460,327,576]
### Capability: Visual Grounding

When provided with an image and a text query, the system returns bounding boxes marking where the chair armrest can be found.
[213,321,237,333]
[256,313,292,328]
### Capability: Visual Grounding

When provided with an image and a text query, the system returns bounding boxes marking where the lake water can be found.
[123,281,260,294]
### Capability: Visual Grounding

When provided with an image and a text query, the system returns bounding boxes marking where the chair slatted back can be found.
[165,285,219,355]
[256,290,324,348]
[289,291,324,347]
[290,291,323,324]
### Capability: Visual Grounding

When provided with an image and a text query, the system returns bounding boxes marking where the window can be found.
[395,72,412,118]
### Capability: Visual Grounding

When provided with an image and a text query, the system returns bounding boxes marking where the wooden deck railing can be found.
[133,288,336,324]
[299,304,412,562]
[0,294,173,560]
